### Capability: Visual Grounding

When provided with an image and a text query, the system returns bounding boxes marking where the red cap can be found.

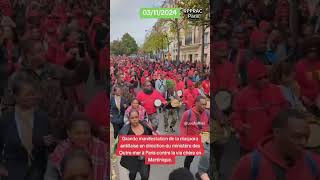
[187,80,194,87]
[259,21,270,31]
[250,30,267,46]
[247,60,267,82]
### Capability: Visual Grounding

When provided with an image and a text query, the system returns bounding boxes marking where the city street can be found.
[110,0,210,178]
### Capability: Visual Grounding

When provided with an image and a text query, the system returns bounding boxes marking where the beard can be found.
[143,88,153,95]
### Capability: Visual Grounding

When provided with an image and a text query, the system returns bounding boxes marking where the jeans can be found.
[164,109,178,129]
[148,113,158,130]
[129,160,150,180]
[184,156,194,169]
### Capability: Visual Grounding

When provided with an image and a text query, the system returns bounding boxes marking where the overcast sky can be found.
[110,0,163,46]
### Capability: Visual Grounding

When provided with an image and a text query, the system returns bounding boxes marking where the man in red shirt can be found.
[84,90,108,142]
[180,96,209,170]
[212,41,238,96]
[175,75,185,92]
[183,81,200,110]
[136,81,167,130]
[231,60,288,156]
[231,109,320,180]
[201,75,210,96]
[294,36,320,116]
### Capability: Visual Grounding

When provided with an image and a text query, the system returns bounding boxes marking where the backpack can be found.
[186,109,210,131]
[250,150,319,180]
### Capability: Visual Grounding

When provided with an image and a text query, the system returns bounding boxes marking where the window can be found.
[195,27,201,43]
[185,31,193,45]
[204,32,209,48]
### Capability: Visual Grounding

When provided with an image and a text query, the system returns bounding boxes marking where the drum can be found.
[212,120,231,144]
[214,90,232,114]
[307,120,320,149]
[171,99,182,108]
[177,90,183,97]
[200,132,210,143]
[154,99,162,107]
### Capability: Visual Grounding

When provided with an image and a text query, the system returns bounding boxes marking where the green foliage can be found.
[110,40,124,55]
[177,0,210,29]
[110,33,138,55]
[177,0,210,63]
[142,30,169,54]
[166,79,176,89]
[121,33,138,55]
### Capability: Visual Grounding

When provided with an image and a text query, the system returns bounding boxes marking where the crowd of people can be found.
[211,0,320,180]
[110,56,211,180]
[0,0,108,180]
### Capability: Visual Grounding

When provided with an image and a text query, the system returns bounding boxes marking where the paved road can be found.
[111,107,202,180]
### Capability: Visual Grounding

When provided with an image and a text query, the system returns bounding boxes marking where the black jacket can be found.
[119,122,152,171]
[110,96,127,124]
[0,110,50,180]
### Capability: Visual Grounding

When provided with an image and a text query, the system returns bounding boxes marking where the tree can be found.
[178,0,210,63]
[110,40,125,55]
[142,28,169,58]
[110,33,139,56]
[160,0,185,61]
[121,33,138,55]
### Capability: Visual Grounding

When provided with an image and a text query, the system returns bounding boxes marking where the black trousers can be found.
[240,146,251,158]
[129,160,150,180]
[184,156,194,169]
[212,142,225,175]
[112,122,123,139]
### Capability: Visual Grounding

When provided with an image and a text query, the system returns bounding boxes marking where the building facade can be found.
[161,0,210,65]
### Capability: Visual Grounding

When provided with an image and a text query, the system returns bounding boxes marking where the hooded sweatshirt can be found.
[237,30,270,86]
[183,81,200,110]
[212,41,238,95]
[84,91,108,128]
[230,136,320,180]
[212,61,238,95]
[136,89,167,115]
[231,60,288,150]
[295,58,320,103]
